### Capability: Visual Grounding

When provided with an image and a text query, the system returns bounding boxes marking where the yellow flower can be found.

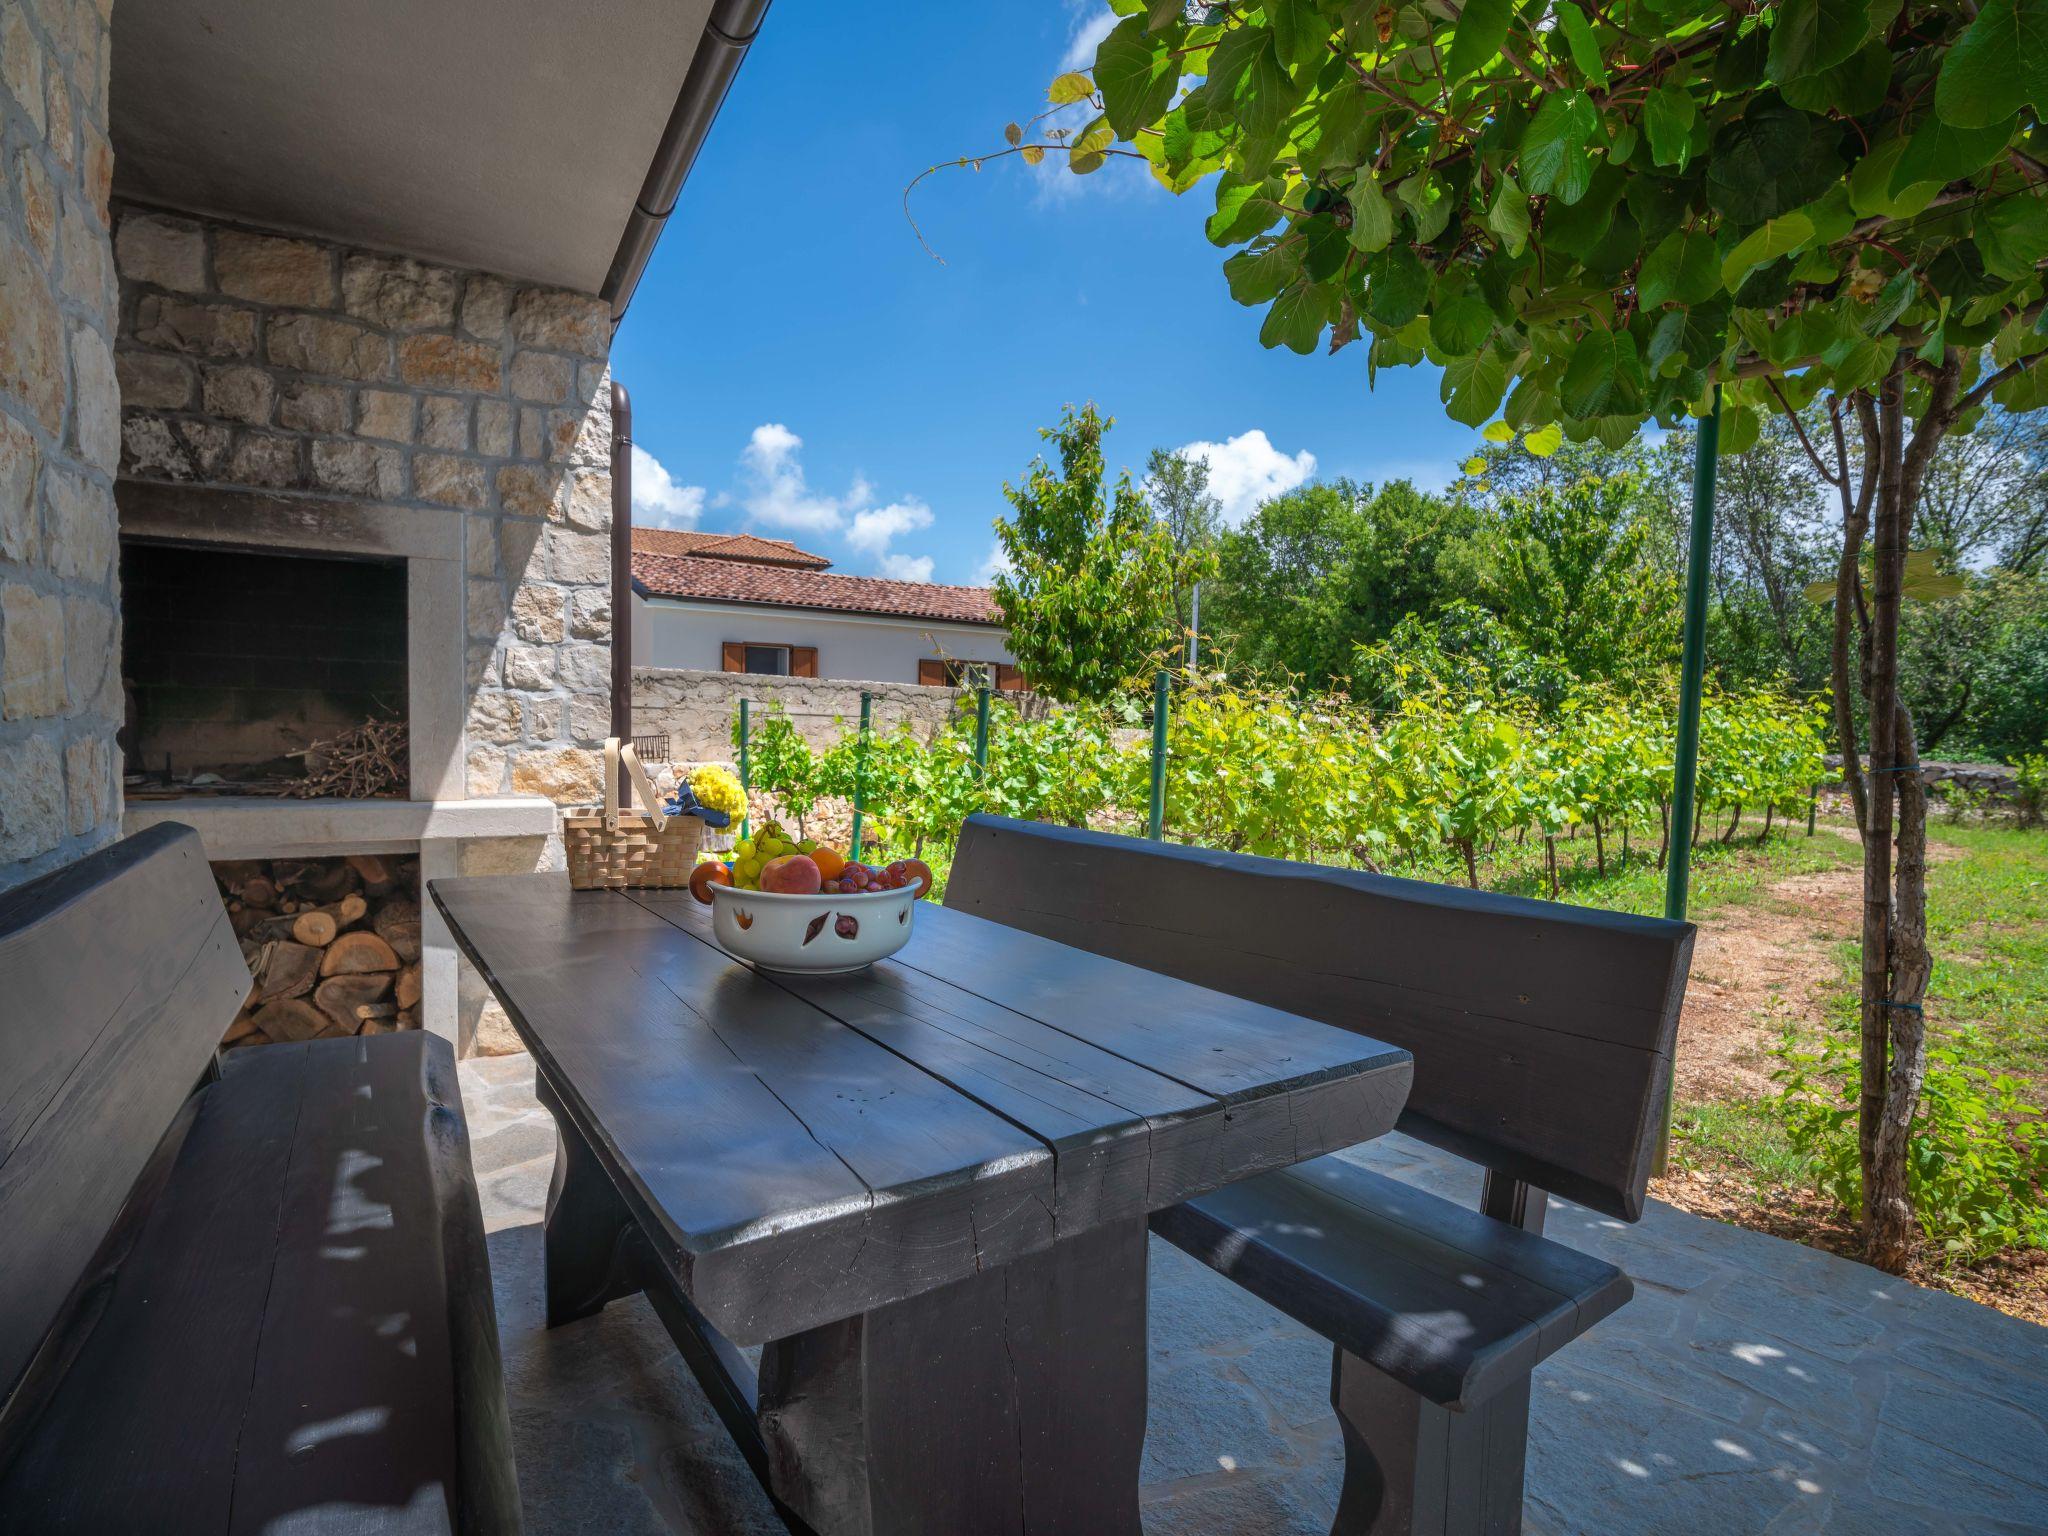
[689,763,748,817]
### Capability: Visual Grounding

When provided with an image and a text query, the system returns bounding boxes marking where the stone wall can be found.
[0,0,121,891]
[634,667,1005,762]
[111,204,616,807]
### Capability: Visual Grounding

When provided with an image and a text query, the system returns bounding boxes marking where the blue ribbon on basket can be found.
[661,783,731,829]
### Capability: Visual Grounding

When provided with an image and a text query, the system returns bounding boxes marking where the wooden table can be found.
[431,876,1413,1536]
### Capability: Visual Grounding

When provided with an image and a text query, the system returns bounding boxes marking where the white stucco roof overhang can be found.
[109,0,757,307]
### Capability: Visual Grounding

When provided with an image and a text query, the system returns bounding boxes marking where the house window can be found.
[918,660,1024,690]
[721,642,817,677]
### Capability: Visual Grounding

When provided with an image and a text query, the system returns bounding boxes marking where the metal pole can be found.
[850,691,872,862]
[973,685,991,780]
[737,697,750,842]
[1147,670,1170,840]
[1655,386,1721,1174]
[1188,581,1201,668]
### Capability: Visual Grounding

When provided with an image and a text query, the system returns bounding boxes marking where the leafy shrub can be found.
[2015,752,2048,828]
[1770,1027,2048,1265]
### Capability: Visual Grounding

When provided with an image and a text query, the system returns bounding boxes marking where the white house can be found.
[630,530,1021,687]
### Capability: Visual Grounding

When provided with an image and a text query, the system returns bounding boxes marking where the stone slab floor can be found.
[462,1054,2048,1535]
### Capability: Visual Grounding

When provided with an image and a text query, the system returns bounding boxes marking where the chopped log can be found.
[395,1007,418,1031]
[320,930,400,977]
[358,1018,393,1036]
[229,905,268,940]
[247,913,301,945]
[347,853,397,893]
[372,899,422,964]
[291,910,338,948]
[354,1001,398,1022]
[279,898,300,914]
[255,941,321,1002]
[394,962,423,1011]
[252,998,327,1043]
[213,859,267,897]
[222,1012,262,1046]
[316,1019,355,1040]
[333,892,369,929]
[268,859,320,891]
[296,861,361,904]
[314,972,393,1031]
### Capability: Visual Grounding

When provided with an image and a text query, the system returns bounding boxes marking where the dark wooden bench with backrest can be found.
[947,815,1694,1536]
[0,824,520,1534]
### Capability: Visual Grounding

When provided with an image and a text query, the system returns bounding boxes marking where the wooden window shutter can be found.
[996,665,1026,691]
[790,646,818,678]
[917,659,948,687]
[721,642,746,673]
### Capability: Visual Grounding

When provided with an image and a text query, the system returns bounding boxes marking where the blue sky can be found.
[611,0,1484,587]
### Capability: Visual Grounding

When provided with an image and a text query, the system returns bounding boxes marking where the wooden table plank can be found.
[432,876,1055,1344]
[633,890,1214,1235]
[631,890,1411,1234]
[894,902,1414,1178]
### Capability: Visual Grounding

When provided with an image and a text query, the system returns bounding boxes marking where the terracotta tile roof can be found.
[631,528,832,569]
[633,551,1005,627]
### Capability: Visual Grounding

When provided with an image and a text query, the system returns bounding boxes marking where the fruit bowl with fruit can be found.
[688,823,934,974]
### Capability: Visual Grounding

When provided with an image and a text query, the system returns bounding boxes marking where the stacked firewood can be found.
[216,853,424,1047]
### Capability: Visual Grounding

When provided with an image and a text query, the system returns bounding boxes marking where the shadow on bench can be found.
[947,815,1694,1536]
[0,824,520,1534]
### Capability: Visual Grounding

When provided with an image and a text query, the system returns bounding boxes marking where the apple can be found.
[760,853,823,895]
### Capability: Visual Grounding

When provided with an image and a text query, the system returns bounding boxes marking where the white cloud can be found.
[847,497,935,556]
[877,552,937,583]
[1060,7,1116,69]
[737,422,851,533]
[975,544,1013,586]
[1177,429,1318,525]
[630,444,706,528]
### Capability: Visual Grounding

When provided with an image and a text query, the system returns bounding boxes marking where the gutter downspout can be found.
[599,0,774,320]
[612,378,635,807]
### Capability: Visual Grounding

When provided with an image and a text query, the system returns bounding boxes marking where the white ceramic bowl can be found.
[708,882,919,973]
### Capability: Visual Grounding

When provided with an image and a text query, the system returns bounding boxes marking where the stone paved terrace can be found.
[461,1054,2048,1535]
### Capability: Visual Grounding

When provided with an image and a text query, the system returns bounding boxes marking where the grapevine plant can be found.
[909,0,2048,1274]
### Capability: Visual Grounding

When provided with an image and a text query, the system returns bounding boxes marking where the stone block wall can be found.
[111,204,617,807]
[0,0,121,891]
[634,667,1002,762]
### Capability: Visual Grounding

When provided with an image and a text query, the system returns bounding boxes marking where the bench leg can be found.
[1330,1347,1529,1536]
[756,1215,1149,1536]
[535,1072,643,1327]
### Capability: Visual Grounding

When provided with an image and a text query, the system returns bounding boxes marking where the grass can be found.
[1662,816,2048,1198]
[1921,822,2048,1089]
[1478,816,1861,918]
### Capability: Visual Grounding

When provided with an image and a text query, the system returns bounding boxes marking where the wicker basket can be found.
[564,738,704,890]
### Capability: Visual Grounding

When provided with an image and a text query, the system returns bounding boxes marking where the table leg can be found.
[535,1072,643,1328]
[756,1216,1149,1536]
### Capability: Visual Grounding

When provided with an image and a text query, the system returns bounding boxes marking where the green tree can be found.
[1449,476,1683,688]
[1005,0,2048,1272]
[1208,477,1477,687]
[1144,446,1223,639]
[992,405,1203,703]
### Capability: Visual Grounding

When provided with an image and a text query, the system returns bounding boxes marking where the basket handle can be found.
[603,738,669,830]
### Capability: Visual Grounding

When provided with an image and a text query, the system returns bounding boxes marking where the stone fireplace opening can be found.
[120,539,409,793]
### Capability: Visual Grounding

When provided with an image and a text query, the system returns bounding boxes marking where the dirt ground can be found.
[1671,864,1862,1101]
[1651,834,2045,1326]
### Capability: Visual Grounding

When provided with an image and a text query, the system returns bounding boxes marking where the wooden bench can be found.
[947,815,1694,1536]
[0,824,521,1534]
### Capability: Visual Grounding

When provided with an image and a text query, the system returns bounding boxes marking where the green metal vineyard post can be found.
[737,698,751,843]
[850,691,872,862]
[973,685,991,781]
[1808,784,1819,837]
[1655,386,1721,1174]
[1147,670,1170,840]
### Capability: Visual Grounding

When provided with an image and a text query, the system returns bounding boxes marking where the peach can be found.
[759,853,822,895]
